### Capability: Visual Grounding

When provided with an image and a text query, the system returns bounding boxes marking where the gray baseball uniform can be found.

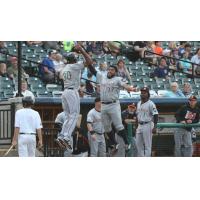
[96,71,126,132]
[58,62,84,145]
[87,108,106,157]
[136,100,158,157]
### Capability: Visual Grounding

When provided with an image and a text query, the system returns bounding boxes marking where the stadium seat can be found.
[36,90,52,97]
[30,84,46,93]
[46,84,62,92]
[52,91,63,97]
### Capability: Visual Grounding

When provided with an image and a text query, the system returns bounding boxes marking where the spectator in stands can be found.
[96,62,108,76]
[178,41,187,57]
[191,48,200,65]
[132,41,147,61]
[0,62,10,78]
[7,57,29,80]
[179,52,192,74]
[53,53,65,73]
[153,57,169,79]
[39,50,57,83]
[86,41,103,56]
[42,41,60,50]
[182,82,193,98]
[79,82,86,98]
[85,72,95,94]
[170,82,185,97]
[184,43,193,59]
[145,41,156,64]
[14,80,35,101]
[117,59,132,84]
[154,41,163,56]
[0,41,8,61]
[102,41,111,55]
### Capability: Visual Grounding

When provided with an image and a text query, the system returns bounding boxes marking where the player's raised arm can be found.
[73,44,93,66]
[123,84,137,92]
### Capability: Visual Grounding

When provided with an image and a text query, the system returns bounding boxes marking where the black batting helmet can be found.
[22,96,34,107]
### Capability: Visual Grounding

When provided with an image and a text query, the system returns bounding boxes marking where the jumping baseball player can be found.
[136,87,158,157]
[174,95,200,157]
[87,97,106,157]
[12,96,43,157]
[88,64,136,151]
[56,44,93,150]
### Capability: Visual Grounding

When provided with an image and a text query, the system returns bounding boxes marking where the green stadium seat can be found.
[46,84,62,92]
[52,91,63,97]
[36,90,52,97]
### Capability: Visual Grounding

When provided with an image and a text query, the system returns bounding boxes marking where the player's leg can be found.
[101,107,118,152]
[18,135,28,157]
[98,134,106,157]
[174,128,183,157]
[27,135,36,157]
[88,133,98,157]
[142,123,153,157]
[60,90,80,146]
[182,130,193,157]
[136,126,144,156]
[108,103,130,147]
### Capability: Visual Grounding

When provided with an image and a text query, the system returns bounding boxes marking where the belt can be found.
[95,132,104,135]
[102,100,116,104]
[20,133,36,135]
[138,121,151,125]
[65,88,74,90]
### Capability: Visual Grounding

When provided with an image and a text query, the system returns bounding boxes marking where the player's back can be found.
[60,62,84,89]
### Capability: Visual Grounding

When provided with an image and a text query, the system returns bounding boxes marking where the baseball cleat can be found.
[125,144,131,151]
[63,139,72,150]
[110,144,119,155]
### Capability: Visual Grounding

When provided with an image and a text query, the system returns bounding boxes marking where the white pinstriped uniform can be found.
[58,62,84,143]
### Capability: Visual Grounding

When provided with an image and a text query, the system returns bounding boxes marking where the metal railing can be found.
[127,122,200,157]
[144,50,200,78]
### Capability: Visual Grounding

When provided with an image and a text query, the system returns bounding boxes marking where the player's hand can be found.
[91,134,96,141]
[186,120,192,124]
[129,86,137,92]
[181,120,186,124]
[12,140,17,147]
[152,127,157,134]
[74,44,83,53]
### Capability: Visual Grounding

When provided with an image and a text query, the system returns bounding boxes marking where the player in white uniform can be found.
[87,97,106,157]
[136,87,158,157]
[56,44,93,150]
[88,64,136,152]
[12,96,43,157]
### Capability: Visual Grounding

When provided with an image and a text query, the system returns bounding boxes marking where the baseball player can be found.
[12,96,43,157]
[56,44,93,150]
[136,87,158,157]
[87,97,106,157]
[88,64,136,151]
[174,95,200,157]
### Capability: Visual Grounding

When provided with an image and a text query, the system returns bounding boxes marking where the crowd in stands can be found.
[0,41,200,100]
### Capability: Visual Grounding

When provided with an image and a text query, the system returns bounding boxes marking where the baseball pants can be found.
[174,128,193,157]
[18,135,36,157]
[88,133,106,157]
[101,102,124,132]
[59,89,80,142]
[136,122,153,157]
